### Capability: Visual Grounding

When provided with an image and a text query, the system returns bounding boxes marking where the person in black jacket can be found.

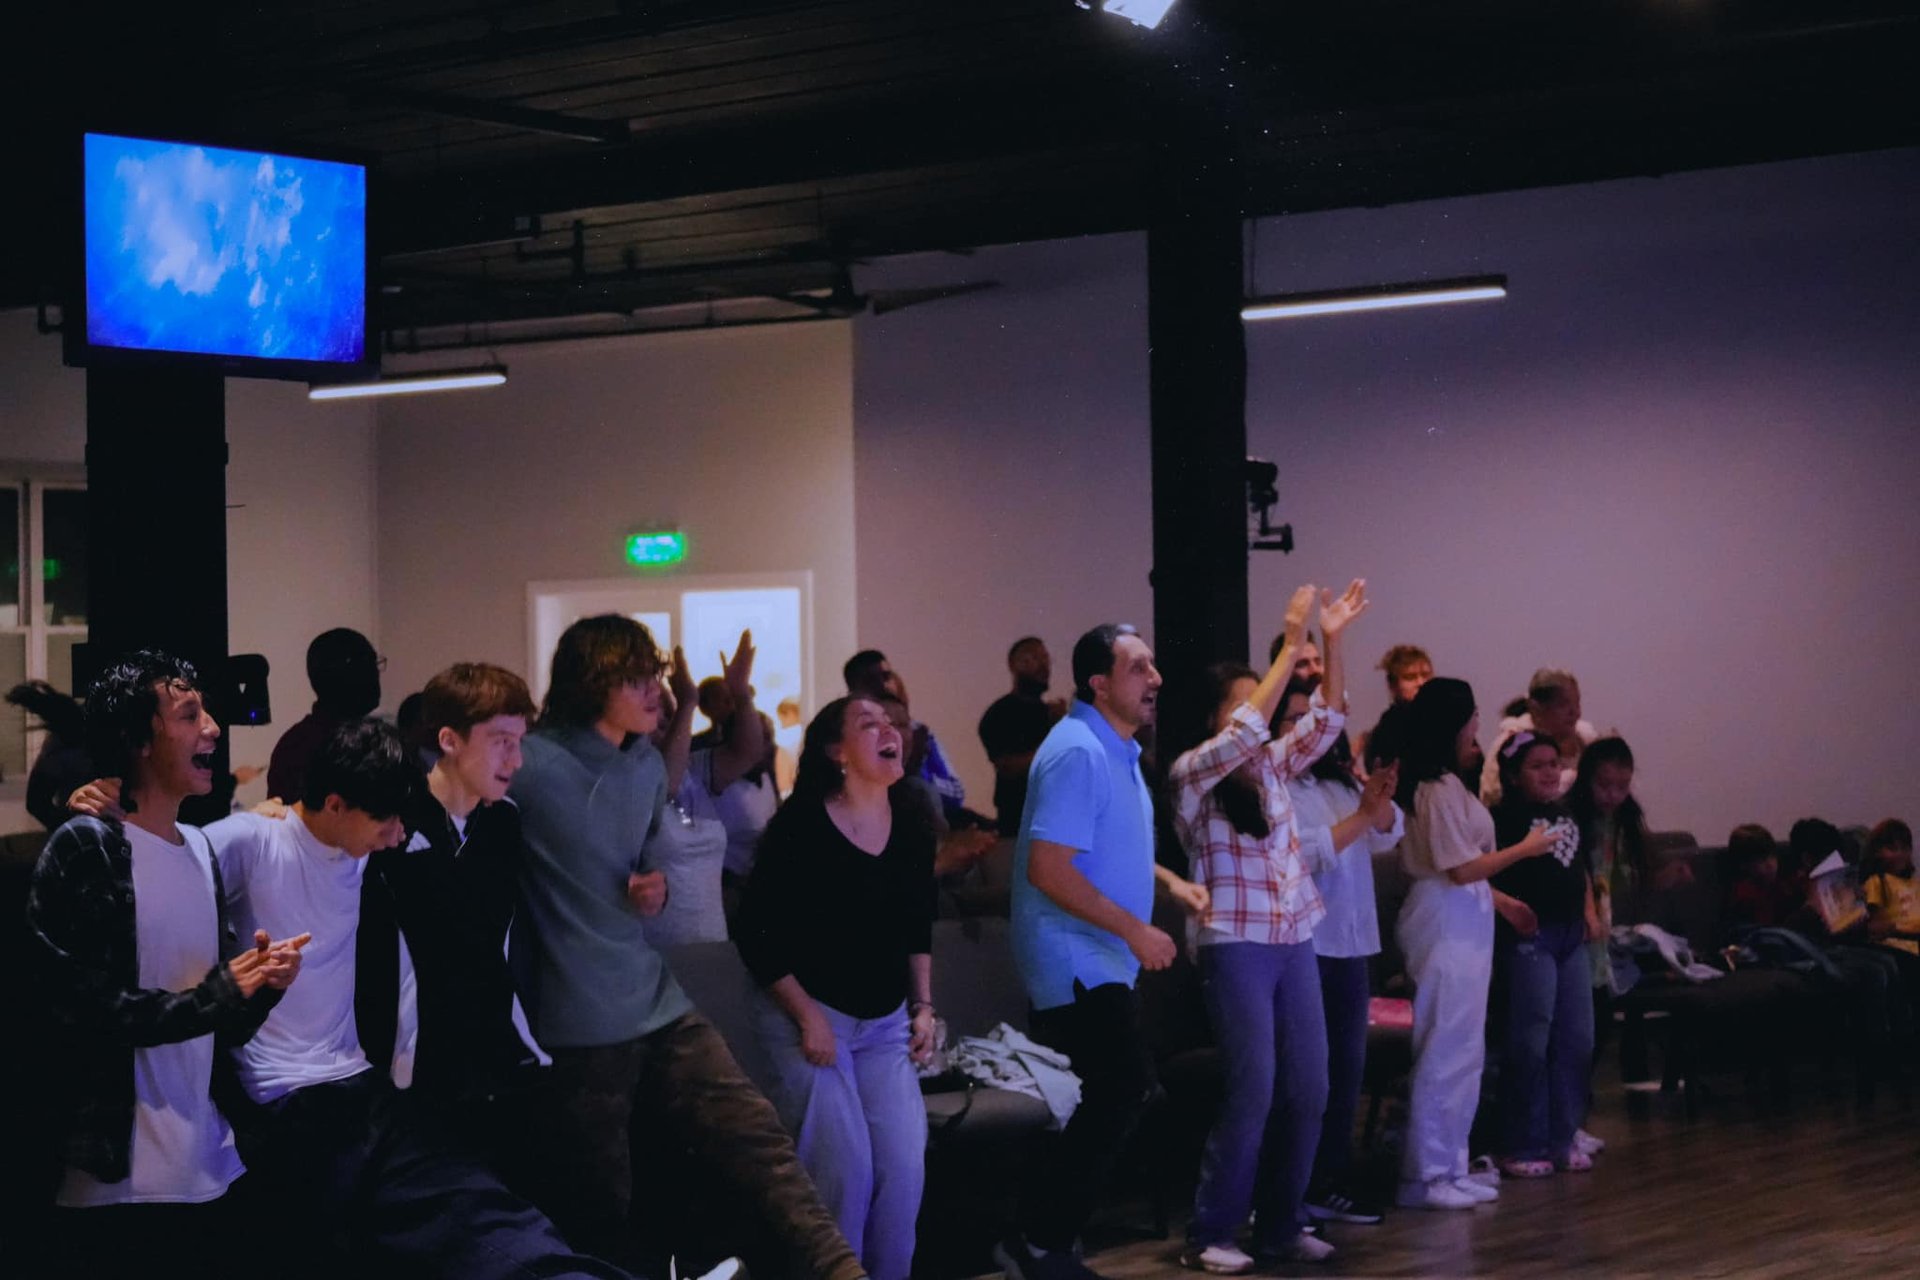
[355,662,544,1132]
[738,695,937,1280]
[25,651,303,1276]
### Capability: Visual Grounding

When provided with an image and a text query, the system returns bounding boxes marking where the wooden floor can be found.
[963,1079,1920,1280]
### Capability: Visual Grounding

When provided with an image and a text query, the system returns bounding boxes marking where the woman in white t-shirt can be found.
[1392,678,1557,1212]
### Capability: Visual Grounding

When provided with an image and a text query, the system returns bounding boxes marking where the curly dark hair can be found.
[300,718,420,818]
[84,650,201,804]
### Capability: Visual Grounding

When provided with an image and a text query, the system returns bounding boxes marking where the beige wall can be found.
[852,234,1153,816]
[373,322,857,718]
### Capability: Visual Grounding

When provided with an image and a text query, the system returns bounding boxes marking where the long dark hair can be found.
[1394,677,1477,810]
[1567,735,1649,883]
[1194,661,1268,839]
[787,696,858,809]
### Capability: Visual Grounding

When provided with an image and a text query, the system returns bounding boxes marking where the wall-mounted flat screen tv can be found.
[70,131,371,379]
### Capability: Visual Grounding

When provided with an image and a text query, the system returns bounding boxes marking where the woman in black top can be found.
[1488,732,1598,1178]
[737,696,936,1280]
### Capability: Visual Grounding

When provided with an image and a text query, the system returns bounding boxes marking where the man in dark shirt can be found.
[266,628,382,803]
[977,637,1061,836]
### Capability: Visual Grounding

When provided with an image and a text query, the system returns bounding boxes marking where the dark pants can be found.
[538,1011,862,1280]
[1022,981,1158,1253]
[237,1070,631,1280]
[1497,920,1594,1161]
[1311,953,1372,1190]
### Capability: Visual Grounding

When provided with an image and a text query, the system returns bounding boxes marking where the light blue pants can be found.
[754,996,928,1280]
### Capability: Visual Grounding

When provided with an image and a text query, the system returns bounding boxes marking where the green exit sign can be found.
[625,531,687,567]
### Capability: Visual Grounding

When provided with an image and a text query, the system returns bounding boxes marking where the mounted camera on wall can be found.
[1246,457,1293,553]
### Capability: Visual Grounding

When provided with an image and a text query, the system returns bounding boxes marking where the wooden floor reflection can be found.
[976,1081,1920,1279]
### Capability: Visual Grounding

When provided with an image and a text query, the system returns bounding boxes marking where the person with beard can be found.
[997,622,1177,1280]
[979,637,1063,837]
[1392,679,1557,1212]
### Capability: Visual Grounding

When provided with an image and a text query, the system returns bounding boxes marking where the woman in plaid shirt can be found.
[1170,580,1370,1275]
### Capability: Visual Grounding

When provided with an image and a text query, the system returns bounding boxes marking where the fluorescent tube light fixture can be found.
[308,365,508,400]
[1242,275,1507,322]
[1099,0,1178,30]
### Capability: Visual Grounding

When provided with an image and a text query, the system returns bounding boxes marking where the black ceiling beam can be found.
[347,84,631,145]
[376,69,1136,256]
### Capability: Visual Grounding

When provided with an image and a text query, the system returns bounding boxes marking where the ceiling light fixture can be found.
[307,365,508,400]
[1241,275,1508,321]
[1091,0,1178,30]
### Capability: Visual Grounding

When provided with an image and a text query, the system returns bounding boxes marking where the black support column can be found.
[85,366,234,819]
[1147,207,1249,768]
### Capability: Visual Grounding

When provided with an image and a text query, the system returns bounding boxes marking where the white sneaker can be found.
[1573,1128,1606,1156]
[1262,1232,1336,1263]
[1451,1175,1500,1203]
[1396,1178,1479,1210]
[1180,1244,1254,1275]
[1463,1155,1503,1187]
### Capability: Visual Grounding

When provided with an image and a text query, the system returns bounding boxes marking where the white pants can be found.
[1396,876,1494,1185]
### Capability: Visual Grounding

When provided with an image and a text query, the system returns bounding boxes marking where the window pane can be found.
[0,486,19,626]
[0,633,25,777]
[43,489,88,627]
[680,588,804,731]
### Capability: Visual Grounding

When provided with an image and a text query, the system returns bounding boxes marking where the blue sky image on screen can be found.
[85,134,367,363]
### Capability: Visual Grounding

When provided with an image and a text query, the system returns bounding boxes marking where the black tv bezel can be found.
[64,126,380,384]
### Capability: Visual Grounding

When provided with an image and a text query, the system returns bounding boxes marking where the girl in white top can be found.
[1273,687,1401,1224]
[1391,678,1557,1212]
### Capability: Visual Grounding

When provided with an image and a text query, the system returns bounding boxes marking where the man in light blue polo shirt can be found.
[998,623,1177,1280]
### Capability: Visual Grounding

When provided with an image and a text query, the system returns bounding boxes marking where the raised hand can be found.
[1318,578,1370,639]
[721,630,757,702]
[668,645,696,713]
[67,778,126,823]
[1281,584,1318,651]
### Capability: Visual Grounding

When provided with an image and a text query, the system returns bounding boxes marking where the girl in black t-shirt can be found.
[1488,732,1598,1178]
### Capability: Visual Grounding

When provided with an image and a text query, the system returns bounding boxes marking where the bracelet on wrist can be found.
[909,999,935,1016]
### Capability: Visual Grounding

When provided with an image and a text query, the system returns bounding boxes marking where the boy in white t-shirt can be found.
[27,651,308,1277]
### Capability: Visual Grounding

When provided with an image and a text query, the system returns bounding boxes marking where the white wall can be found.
[225,381,378,805]
[1244,149,1920,841]
[852,235,1152,813]
[850,152,1920,842]
[374,322,857,718]
[0,310,379,823]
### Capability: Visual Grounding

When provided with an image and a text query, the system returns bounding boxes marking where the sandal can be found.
[1557,1148,1595,1172]
[1497,1157,1555,1179]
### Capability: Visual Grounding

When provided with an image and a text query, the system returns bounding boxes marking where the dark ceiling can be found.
[12,0,1920,349]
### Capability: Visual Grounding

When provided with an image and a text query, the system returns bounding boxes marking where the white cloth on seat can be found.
[946,1022,1083,1129]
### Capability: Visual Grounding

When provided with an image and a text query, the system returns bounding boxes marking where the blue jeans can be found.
[1189,940,1328,1248]
[1498,919,1595,1161]
[1311,953,1372,1189]
[755,998,927,1280]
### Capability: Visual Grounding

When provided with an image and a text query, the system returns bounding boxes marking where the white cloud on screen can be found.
[112,146,305,306]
